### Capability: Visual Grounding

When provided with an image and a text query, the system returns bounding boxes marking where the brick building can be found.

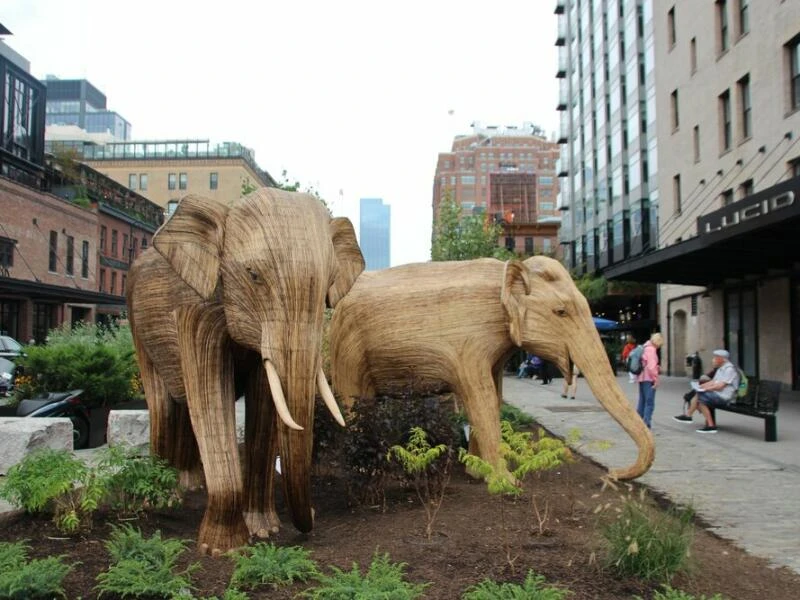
[432,122,561,257]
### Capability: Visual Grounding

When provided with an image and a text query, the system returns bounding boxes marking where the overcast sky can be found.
[5,0,559,266]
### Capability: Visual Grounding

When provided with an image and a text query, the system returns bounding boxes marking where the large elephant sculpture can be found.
[330,255,654,482]
[127,188,364,555]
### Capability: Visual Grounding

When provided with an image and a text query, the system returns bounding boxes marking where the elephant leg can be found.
[134,331,203,488]
[175,304,249,556]
[242,367,280,538]
[458,366,514,483]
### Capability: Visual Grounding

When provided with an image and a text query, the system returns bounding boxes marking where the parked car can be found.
[0,335,23,360]
[0,357,14,397]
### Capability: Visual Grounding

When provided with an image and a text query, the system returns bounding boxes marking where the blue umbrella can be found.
[592,316,619,331]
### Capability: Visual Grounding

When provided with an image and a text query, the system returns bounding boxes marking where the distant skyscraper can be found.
[359,198,391,270]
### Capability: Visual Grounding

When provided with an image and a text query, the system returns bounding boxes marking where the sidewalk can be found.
[502,373,800,575]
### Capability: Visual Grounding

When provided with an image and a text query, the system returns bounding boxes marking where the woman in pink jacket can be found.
[637,332,664,429]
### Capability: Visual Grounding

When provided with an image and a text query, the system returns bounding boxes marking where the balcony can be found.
[554,0,565,15]
[557,120,569,144]
[557,156,569,176]
[556,47,567,78]
[556,80,569,111]
[555,18,566,46]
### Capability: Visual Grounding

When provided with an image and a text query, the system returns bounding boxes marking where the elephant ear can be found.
[327,217,365,308]
[501,259,531,347]
[153,195,230,300]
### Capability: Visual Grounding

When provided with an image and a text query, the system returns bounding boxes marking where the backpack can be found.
[626,345,645,375]
[736,367,749,399]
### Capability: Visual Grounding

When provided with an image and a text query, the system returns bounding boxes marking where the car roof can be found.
[0,336,22,352]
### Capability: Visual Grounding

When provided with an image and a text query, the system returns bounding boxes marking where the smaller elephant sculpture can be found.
[330,256,654,482]
[127,189,364,555]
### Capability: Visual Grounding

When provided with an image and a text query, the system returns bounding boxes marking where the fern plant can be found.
[388,427,451,539]
[98,444,182,514]
[301,551,429,599]
[0,540,74,600]
[637,587,727,600]
[462,569,570,599]
[230,543,319,591]
[0,448,107,533]
[95,525,199,598]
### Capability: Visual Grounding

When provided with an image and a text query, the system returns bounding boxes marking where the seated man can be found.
[673,349,739,433]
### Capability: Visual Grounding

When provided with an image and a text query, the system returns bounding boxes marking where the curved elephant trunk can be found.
[574,351,654,480]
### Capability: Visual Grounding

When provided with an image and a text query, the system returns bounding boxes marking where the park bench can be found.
[709,378,781,442]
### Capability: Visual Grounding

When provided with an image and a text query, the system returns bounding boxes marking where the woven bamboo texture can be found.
[330,255,654,481]
[127,188,364,554]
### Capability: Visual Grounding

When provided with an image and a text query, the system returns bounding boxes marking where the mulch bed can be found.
[2,454,799,599]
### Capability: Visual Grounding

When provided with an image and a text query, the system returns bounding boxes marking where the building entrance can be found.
[725,287,757,377]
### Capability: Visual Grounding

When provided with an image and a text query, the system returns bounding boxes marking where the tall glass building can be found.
[359,198,391,271]
[556,0,658,275]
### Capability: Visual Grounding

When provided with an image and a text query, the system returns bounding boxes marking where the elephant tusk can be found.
[265,359,304,431]
[317,368,346,427]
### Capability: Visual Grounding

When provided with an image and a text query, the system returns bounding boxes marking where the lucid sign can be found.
[698,191,795,235]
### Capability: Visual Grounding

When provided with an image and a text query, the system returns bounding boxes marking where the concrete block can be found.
[107,410,150,453]
[0,417,74,475]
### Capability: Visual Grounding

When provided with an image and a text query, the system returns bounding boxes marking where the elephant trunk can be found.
[574,350,654,480]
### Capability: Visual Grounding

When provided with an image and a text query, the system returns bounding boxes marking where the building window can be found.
[691,295,698,316]
[673,174,682,215]
[716,0,729,53]
[139,174,148,191]
[81,240,89,278]
[524,237,534,254]
[719,89,732,152]
[111,230,118,257]
[123,234,129,261]
[789,157,800,178]
[66,235,74,276]
[693,125,701,163]
[721,188,734,206]
[128,174,138,190]
[111,271,117,295]
[167,200,179,217]
[100,226,107,252]
[738,74,751,140]
[505,237,515,251]
[168,173,177,190]
[209,172,218,190]
[48,230,58,272]
[667,7,676,48]
[0,237,15,273]
[670,89,680,131]
[141,237,148,249]
[543,238,552,253]
[179,173,188,190]
[461,175,475,185]
[737,0,748,37]
[132,237,138,259]
[789,36,800,112]
[99,268,106,292]
[739,178,753,199]
[121,274,126,296]
[690,37,697,73]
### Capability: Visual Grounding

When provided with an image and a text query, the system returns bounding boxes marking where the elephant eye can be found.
[246,267,259,282]
[554,308,568,317]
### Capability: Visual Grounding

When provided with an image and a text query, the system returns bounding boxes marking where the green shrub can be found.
[635,587,727,600]
[95,525,199,599]
[499,402,535,428]
[0,448,106,533]
[230,543,318,591]
[200,590,249,600]
[98,445,182,514]
[462,569,570,599]
[17,321,139,407]
[599,491,694,583]
[323,394,459,506]
[301,551,428,599]
[0,540,74,599]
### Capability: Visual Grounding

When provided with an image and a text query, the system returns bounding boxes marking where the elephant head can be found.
[501,255,654,480]
[154,188,364,531]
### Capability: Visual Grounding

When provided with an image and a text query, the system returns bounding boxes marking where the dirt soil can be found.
[3,453,799,600]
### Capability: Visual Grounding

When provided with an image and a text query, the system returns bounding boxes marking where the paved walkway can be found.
[502,373,800,575]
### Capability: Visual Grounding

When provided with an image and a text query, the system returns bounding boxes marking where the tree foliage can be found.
[431,191,513,261]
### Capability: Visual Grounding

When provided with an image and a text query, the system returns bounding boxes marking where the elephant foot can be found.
[179,467,205,491]
[244,510,280,539]
[196,514,250,557]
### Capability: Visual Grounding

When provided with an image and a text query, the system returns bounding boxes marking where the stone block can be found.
[0,417,74,475]
[107,410,150,453]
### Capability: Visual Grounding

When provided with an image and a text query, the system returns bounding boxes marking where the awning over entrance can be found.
[604,176,800,286]
[0,276,126,305]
